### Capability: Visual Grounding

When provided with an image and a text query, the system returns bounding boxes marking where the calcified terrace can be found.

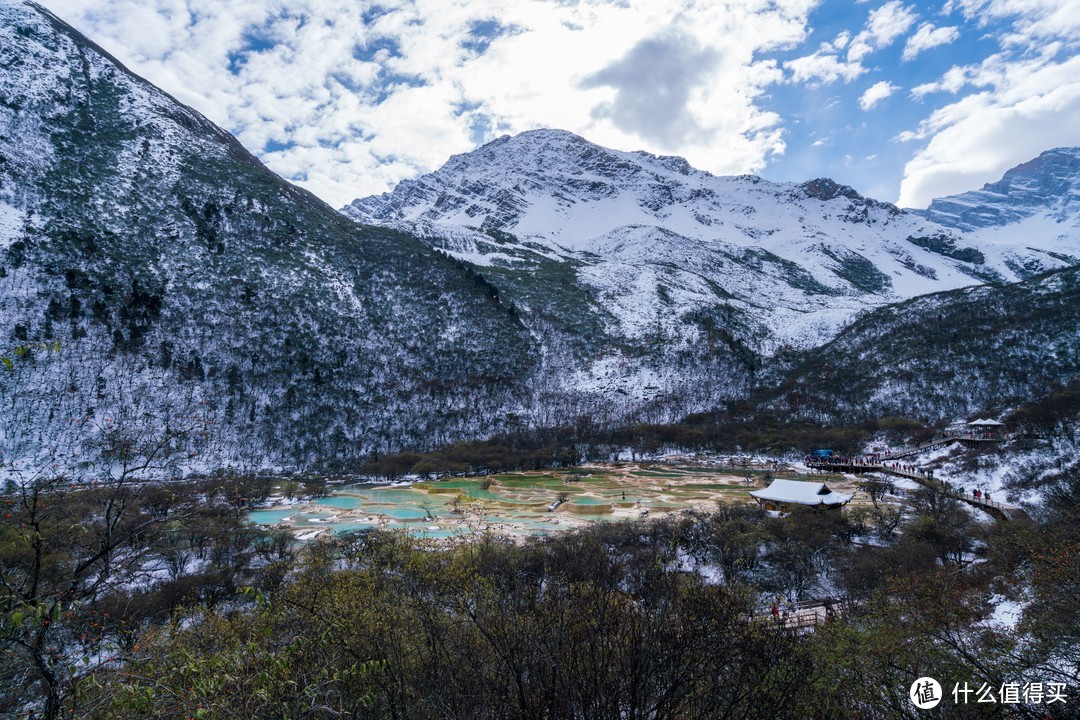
[249,462,871,540]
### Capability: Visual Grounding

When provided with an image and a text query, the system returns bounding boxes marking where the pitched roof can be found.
[749,479,852,506]
[968,418,1004,426]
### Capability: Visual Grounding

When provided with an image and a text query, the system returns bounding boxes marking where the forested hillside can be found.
[764,266,1080,423]
[0,1,535,469]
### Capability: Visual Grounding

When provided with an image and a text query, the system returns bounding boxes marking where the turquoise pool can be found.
[246,467,762,538]
[249,509,296,525]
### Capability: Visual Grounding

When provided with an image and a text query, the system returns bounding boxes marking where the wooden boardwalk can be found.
[807,438,1026,522]
[877,433,1003,460]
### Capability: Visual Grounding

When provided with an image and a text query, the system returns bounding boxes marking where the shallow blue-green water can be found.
[249,509,296,525]
[247,474,729,538]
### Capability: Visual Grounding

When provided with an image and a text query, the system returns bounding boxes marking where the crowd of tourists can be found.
[803,454,935,479]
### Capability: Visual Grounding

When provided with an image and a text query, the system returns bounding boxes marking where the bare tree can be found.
[0,408,203,719]
[859,476,895,509]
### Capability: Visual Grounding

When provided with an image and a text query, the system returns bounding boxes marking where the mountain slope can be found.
[764,266,1080,423]
[0,0,536,469]
[344,130,1080,355]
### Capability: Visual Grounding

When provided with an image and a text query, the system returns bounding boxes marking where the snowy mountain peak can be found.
[344,130,1080,358]
[445,128,704,181]
[919,147,1080,231]
[348,128,726,232]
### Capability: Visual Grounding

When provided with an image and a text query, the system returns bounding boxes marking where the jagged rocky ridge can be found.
[917,148,1080,232]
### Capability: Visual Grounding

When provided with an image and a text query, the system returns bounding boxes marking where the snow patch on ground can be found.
[0,201,23,249]
[934,435,1077,508]
[986,594,1027,631]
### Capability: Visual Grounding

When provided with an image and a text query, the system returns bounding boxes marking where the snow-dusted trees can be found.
[0,406,204,719]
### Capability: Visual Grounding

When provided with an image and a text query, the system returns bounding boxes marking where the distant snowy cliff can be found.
[918,148,1080,231]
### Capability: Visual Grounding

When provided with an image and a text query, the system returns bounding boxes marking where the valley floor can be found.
[250,459,873,540]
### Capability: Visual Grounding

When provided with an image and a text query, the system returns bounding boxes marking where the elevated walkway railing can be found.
[877,433,1003,460]
[806,459,1025,522]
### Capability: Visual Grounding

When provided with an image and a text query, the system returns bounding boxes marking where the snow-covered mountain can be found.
[0,0,537,469]
[1,0,1077,472]
[344,130,1080,357]
[918,148,1080,232]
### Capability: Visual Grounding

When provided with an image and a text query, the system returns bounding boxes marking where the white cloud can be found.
[38,0,820,206]
[863,1,918,45]
[902,23,960,60]
[786,48,866,84]
[858,80,898,110]
[896,1,1080,207]
[827,30,850,51]
[786,1,916,85]
[946,0,1080,45]
[845,39,874,63]
[910,65,973,97]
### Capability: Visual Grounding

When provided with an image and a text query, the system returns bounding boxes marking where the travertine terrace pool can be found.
[248,463,862,540]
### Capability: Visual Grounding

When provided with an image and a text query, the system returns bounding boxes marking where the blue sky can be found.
[762,0,1080,203]
[40,0,1080,208]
